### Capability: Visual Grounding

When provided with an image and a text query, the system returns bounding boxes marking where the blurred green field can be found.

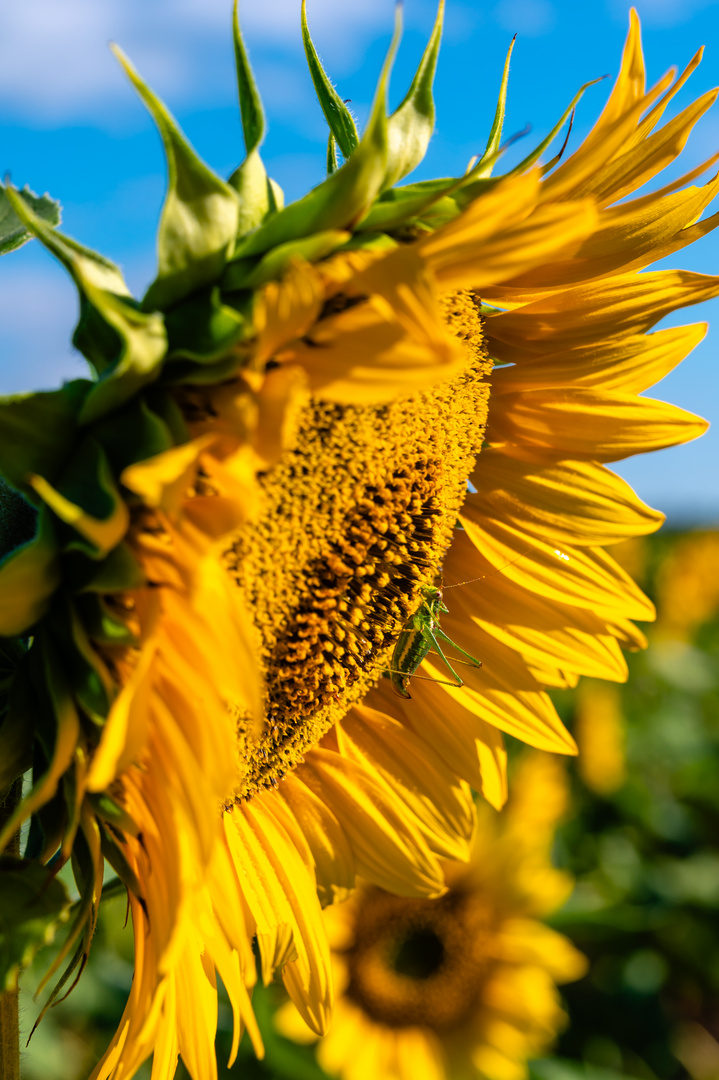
[19,529,719,1080]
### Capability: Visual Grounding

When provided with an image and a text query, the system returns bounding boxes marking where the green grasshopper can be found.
[385,583,481,699]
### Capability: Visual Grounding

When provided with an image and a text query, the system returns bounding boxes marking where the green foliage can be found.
[112,46,240,311]
[383,0,444,189]
[0,184,60,256]
[302,0,359,162]
[0,859,71,992]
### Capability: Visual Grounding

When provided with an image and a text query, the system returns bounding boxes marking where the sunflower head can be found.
[0,5,715,1078]
[278,753,587,1080]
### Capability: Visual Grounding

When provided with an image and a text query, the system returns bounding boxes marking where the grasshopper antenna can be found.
[442,545,571,589]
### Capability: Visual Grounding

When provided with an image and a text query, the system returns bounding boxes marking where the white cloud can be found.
[0,0,400,124]
[492,0,556,36]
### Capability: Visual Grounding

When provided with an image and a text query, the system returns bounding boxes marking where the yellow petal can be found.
[445,565,628,683]
[488,271,719,356]
[370,680,508,809]
[253,259,324,365]
[298,747,445,898]
[277,773,356,907]
[488,388,708,461]
[490,324,706,395]
[420,644,577,755]
[460,510,656,621]
[280,290,467,404]
[493,176,719,294]
[468,450,664,544]
[226,797,332,1035]
[337,705,477,861]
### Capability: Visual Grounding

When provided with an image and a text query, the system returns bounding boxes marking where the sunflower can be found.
[277,752,587,1080]
[0,4,715,1078]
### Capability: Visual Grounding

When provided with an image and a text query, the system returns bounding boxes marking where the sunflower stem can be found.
[0,778,22,1080]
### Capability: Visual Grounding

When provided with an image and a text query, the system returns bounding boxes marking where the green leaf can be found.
[0,479,38,562]
[473,34,516,179]
[0,857,72,991]
[0,182,61,257]
[0,509,60,638]
[383,0,444,189]
[301,0,359,161]
[4,185,166,413]
[0,383,91,512]
[165,285,246,361]
[77,293,167,425]
[70,541,145,595]
[0,645,32,789]
[112,45,240,311]
[228,1,280,236]
[3,185,131,373]
[93,394,176,476]
[234,10,401,259]
[529,1058,631,1080]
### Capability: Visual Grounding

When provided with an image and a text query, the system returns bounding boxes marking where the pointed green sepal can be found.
[507,76,606,177]
[302,0,359,161]
[71,541,146,595]
[473,34,516,179]
[233,0,265,154]
[77,291,167,425]
[98,823,143,901]
[0,858,72,991]
[0,182,61,257]
[227,3,280,236]
[234,11,401,259]
[327,134,340,176]
[30,438,129,561]
[89,793,140,838]
[4,185,130,372]
[112,45,240,310]
[3,185,166,409]
[95,395,177,477]
[224,229,349,291]
[49,600,113,724]
[384,0,444,189]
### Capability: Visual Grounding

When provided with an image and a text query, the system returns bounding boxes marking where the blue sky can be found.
[1,0,718,524]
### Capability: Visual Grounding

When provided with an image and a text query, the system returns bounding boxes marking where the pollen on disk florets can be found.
[226,290,491,800]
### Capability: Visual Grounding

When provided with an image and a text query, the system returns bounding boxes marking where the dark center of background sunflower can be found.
[345,887,493,1031]
[393,927,445,979]
[226,291,491,801]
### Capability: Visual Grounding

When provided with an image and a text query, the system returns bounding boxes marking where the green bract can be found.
[0,0,596,1005]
